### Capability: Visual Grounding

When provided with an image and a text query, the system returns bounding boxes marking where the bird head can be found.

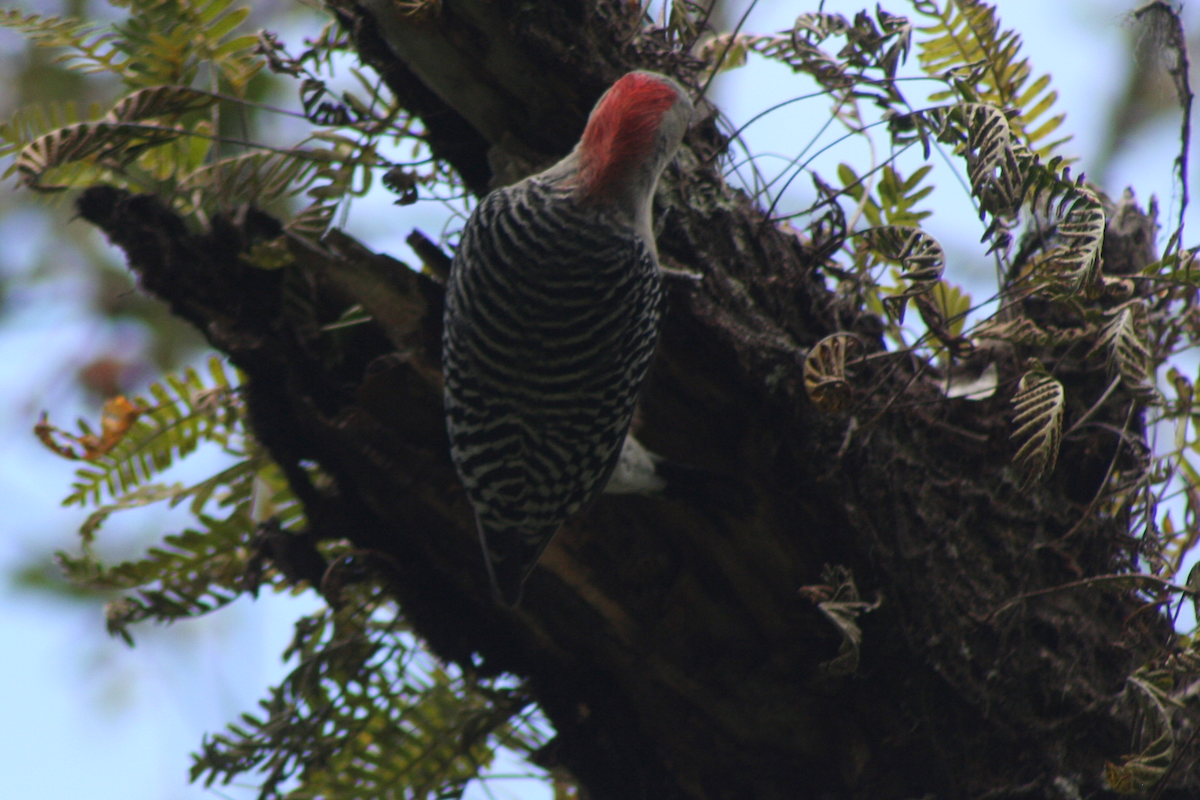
[545,71,693,233]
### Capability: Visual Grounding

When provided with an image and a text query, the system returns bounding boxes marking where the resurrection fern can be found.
[63,505,272,643]
[804,333,862,414]
[0,0,412,239]
[1091,304,1153,394]
[837,163,934,228]
[859,225,945,322]
[700,9,914,102]
[916,278,972,354]
[1010,364,1065,489]
[910,101,1103,282]
[0,0,260,88]
[1105,666,1181,793]
[176,149,323,209]
[1021,161,1106,293]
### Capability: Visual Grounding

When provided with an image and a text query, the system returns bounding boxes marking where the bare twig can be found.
[985,572,1195,623]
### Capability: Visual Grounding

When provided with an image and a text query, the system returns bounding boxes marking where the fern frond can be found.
[106,85,218,123]
[923,103,1023,220]
[109,0,261,90]
[13,121,184,190]
[0,101,97,159]
[178,150,321,209]
[3,88,214,186]
[974,317,1095,349]
[0,9,125,75]
[1091,304,1153,392]
[61,508,264,643]
[838,163,934,228]
[1105,669,1178,792]
[79,482,187,542]
[913,0,1069,156]
[804,333,862,414]
[861,225,945,321]
[698,8,912,91]
[12,88,244,192]
[915,103,1102,268]
[1023,164,1105,293]
[1010,364,1064,487]
[63,357,240,507]
[912,279,972,352]
[285,201,336,243]
[192,592,548,798]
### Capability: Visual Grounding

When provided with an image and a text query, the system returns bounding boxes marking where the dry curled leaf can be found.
[35,395,142,460]
[804,333,862,414]
[104,85,217,123]
[800,564,880,677]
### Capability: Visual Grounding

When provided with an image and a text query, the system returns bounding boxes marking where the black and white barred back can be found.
[443,177,665,605]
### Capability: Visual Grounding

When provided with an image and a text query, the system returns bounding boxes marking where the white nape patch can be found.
[603,434,667,495]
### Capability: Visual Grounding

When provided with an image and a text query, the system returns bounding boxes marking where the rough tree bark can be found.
[74,1,1198,798]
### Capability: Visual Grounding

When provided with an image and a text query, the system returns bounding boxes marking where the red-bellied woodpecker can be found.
[443,70,693,606]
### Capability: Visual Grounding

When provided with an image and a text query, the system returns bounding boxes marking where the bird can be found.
[442,70,694,606]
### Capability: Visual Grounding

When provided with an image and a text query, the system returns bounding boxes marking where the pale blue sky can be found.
[0,1,1193,798]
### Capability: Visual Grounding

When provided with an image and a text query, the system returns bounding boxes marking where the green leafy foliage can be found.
[913,0,1068,156]
[0,0,430,242]
[41,355,551,798]
[0,8,125,75]
[193,585,549,800]
[917,279,972,354]
[8,3,547,796]
[61,357,240,508]
[699,8,914,105]
[838,163,934,228]
[38,356,296,642]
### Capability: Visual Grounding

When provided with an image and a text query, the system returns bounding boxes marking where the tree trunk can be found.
[76,1,1197,797]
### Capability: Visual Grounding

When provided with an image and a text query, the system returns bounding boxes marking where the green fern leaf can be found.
[1023,167,1105,293]
[913,0,1069,157]
[1105,670,1178,793]
[63,358,241,507]
[0,9,125,75]
[192,592,548,798]
[285,201,336,243]
[79,482,187,542]
[925,103,1023,219]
